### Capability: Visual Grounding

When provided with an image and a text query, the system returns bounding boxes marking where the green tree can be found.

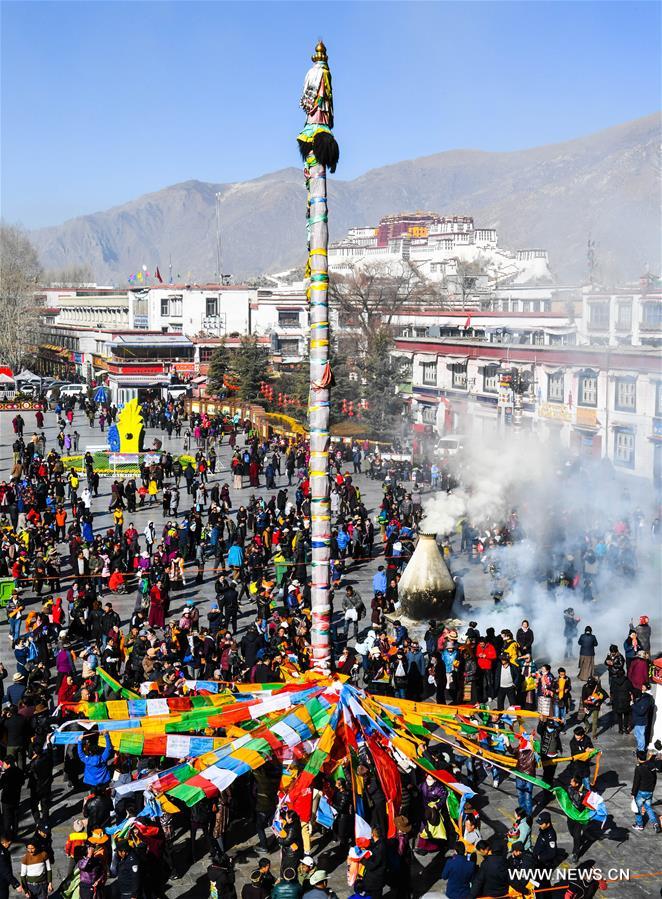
[206,339,232,395]
[235,335,269,403]
[362,330,405,439]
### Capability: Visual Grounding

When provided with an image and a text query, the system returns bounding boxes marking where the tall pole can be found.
[298,41,339,671]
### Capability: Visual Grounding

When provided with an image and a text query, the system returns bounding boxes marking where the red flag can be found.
[464,314,472,329]
[155,266,163,283]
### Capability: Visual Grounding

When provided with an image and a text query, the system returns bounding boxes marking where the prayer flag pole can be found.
[297,42,339,671]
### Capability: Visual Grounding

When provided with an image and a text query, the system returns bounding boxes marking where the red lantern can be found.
[341,399,347,414]
[348,401,354,417]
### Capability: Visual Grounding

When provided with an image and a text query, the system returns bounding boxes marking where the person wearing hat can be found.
[297,855,316,891]
[302,870,337,899]
[5,673,26,707]
[263,866,299,899]
[243,868,272,899]
[390,816,413,896]
[64,820,88,877]
[532,812,558,890]
[115,839,142,899]
[78,834,108,899]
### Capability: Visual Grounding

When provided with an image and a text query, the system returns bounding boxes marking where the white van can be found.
[435,435,465,457]
[48,383,86,401]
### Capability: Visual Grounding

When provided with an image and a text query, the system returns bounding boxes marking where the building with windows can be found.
[328,212,554,299]
[394,334,662,484]
[581,282,662,347]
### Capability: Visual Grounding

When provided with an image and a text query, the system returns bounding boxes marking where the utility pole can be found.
[297,41,339,671]
[215,192,222,283]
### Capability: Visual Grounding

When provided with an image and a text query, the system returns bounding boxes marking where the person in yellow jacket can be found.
[113,506,124,537]
[148,478,158,505]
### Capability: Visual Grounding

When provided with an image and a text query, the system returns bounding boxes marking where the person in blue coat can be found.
[441,842,476,899]
[77,731,113,787]
[227,542,244,569]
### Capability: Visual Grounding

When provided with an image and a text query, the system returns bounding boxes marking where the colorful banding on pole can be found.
[297,41,339,671]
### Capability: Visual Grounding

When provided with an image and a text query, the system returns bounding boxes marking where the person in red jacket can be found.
[476,637,497,701]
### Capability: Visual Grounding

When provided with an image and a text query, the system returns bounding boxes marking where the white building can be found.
[328,212,554,297]
[394,334,662,484]
[580,283,662,348]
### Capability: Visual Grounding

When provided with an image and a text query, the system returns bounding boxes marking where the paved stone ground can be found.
[0,409,659,897]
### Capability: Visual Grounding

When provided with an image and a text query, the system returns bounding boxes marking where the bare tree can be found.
[0,224,43,371]
[329,260,445,351]
[445,254,491,309]
[42,264,93,287]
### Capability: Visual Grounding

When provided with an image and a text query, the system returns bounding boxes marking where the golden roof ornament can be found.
[312,40,328,63]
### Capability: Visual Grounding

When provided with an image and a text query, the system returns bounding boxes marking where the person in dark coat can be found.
[441,841,476,899]
[469,842,509,898]
[577,627,598,681]
[242,869,271,899]
[568,727,594,790]
[0,757,24,840]
[358,828,387,899]
[537,717,563,787]
[0,834,20,899]
[115,839,142,899]
[207,853,237,899]
[516,621,534,655]
[609,670,633,733]
[278,809,303,875]
[331,778,354,850]
[533,812,558,890]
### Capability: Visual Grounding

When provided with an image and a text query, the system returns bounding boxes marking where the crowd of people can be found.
[0,396,660,899]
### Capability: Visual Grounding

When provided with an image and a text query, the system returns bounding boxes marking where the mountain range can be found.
[31,112,661,285]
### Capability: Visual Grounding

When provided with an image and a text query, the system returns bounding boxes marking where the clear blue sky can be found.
[1,0,660,228]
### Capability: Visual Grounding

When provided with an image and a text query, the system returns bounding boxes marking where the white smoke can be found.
[420,431,660,662]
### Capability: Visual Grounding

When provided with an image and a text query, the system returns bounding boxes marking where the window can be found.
[279,338,300,356]
[578,373,598,407]
[616,302,632,329]
[401,358,413,380]
[160,298,169,316]
[421,361,437,386]
[547,372,564,403]
[452,363,467,389]
[421,405,436,424]
[205,296,218,317]
[615,378,636,412]
[656,382,662,417]
[278,310,301,328]
[642,302,662,327]
[483,365,499,393]
[169,296,183,317]
[199,347,215,363]
[614,430,635,469]
[589,303,609,329]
